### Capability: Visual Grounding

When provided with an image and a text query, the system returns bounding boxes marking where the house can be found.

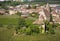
[46,3,50,12]
[33,3,50,25]
[49,4,60,7]
[21,12,29,18]
[0,9,6,15]
[33,8,50,25]
[51,6,60,14]
[51,10,60,24]
[8,7,17,15]
[9,9,17,15]
[51,6,60,24]
[39,8,50,21]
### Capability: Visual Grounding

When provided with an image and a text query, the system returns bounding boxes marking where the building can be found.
[0,9,6,15]
[8,7,17,15]
[13,0,34,2]
[51,10,60,24]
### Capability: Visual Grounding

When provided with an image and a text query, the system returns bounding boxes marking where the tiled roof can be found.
[33,19,44,25]
[51,11,57,14]
[43,9,50,17]
[55,6,60,10]
[0,9,6,14]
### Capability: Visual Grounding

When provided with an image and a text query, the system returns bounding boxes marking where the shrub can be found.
[48,22,55,34]
[15,26,19,34]
[30,12,39,18]
[27,5,31,9]
[0,24,3,27]
[16,28,18,34]
[16,12,22,16]
[25,27,31,35]
[32,5,37,9]
[7,24,13,29]
[30,25,40,33]
[54,23,60,28]
[45,21,50,32]
[45,21,55,34]
[50,29,55,34]
[25,18,34,27]
[18,27,26,34]
[18,18,26,29]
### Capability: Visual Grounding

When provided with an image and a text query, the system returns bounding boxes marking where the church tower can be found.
[46,3,50,12]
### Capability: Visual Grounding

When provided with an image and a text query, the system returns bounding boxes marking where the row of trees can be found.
[5,0,60,2]
[0,1,20,9]
[0,0,60,8]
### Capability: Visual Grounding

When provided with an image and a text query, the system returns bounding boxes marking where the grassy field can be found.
[0,18,18,25]
[0,27,60,41]
[10,27,60,41]
[0,15,60,41]
[0,15,19,25]
[0,27,14,41]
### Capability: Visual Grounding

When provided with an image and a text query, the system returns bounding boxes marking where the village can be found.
[0,1,60,41]
[0,3,60,24]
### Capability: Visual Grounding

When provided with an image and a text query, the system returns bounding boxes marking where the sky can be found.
[0,0,34,1]
[0,0,4,1]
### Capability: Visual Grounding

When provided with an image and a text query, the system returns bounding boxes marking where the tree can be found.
[50,14,53,22]
[30,24,40,34]
[44,20,55,34]
[30,12,39,18]
[27,5,31,9]
[25,27,32,35]
[49,22,55,34]
[25,18,34,27]
[18,18,26,29]
[32,5,37,9]
[45,21,49,32]
[16,17,26,34]
[16,12,22,16]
